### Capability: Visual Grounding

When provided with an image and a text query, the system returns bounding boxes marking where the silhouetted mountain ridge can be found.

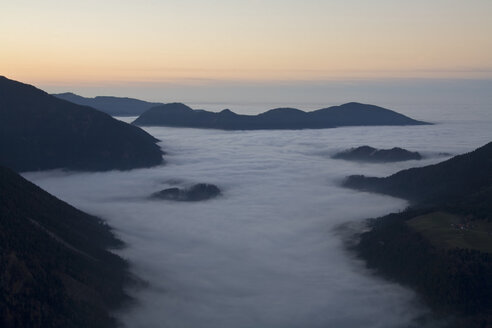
[0,76,163,172]
[53,92,163,116]
[133,101,429,130]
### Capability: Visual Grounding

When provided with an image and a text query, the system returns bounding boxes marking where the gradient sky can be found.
[1,0,491,107]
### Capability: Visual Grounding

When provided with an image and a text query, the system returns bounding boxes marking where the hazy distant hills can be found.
[0,165,129,327]
[132,102,430,130]
[0,76,163,172]
[53,92,163,116]
[333,146,422,163]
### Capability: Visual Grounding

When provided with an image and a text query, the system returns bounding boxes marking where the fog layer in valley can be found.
[26,113,492,328]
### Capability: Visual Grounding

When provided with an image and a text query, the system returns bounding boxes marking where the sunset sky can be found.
[1,0,491,105]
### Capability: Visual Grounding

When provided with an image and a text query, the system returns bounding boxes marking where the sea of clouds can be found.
[25,113,492,328]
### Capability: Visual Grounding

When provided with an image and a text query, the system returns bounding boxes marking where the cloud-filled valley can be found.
[24,118,492,328]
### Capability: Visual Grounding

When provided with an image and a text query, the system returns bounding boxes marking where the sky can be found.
[1,0,492,105]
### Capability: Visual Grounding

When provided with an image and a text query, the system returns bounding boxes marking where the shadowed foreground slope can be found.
[0,76,163,172]
[0,165,130,328]
[343,142,492,327]
[133,102,429,130]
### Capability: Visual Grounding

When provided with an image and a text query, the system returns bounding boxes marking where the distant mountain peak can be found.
[133,101,429,130]
[220,108,235,114]
[162,102,194,111]
[340,101,365,106]
[56,92,78,96]
[53,92,164,116]
[261,107,307,114]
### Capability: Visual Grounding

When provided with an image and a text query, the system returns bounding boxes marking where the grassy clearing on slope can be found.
[406,211,492,253]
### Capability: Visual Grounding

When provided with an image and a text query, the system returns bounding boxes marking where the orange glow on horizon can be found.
[1,0,491,85]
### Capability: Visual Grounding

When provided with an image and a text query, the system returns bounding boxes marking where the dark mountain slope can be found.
[355,209,492,327]
[53,92,163,116]
[343,141,492,207]
[133,101,429,130]
[0,165,130,327]
[0,76,163,172]
[343,142,492,326]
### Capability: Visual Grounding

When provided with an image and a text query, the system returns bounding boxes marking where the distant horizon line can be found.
[3,70,492,88]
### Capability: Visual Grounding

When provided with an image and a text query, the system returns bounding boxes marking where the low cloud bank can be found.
[25,121,491,327]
